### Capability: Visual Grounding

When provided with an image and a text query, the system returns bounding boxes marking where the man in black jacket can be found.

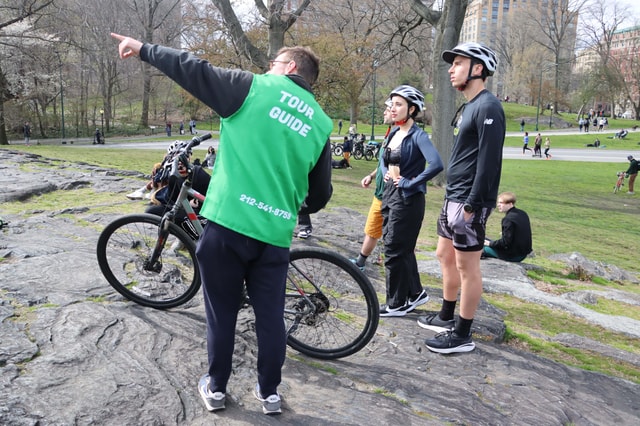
[483,192,532,262]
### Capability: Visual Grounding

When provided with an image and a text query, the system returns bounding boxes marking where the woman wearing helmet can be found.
[378,85,444,317]
[419,42,505,354]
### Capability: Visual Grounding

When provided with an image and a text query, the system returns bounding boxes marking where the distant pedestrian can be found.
[23,122,31,146]
[544,137,552,159]
[626,155,638,194]
[166,122,172,137]
[179,121,185,135]
[522,132,532,154]
[520,118,525,132]
[338,119,343,135]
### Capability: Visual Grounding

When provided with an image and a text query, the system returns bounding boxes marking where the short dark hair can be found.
[276,46,320,86]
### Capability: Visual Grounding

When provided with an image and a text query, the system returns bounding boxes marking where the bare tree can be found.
[125,0,182,127]
[211,0,313,68]
[527,0,587,113]
[0,0,55,145]
[578,0,633,118]
[410,0,468,183]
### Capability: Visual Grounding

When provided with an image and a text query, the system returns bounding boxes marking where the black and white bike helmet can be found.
[442,42,498,76]
[166,140,192,159]
[389,85,425,112]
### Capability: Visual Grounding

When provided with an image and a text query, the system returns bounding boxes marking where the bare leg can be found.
[454,249,483,319]
[435,236,461,302]
[360,235,378,257]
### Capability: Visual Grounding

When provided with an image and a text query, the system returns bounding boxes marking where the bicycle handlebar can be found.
[168,133,213,180]
[186,133,213,151]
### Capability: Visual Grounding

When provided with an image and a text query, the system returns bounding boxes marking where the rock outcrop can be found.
[1,149,638,425]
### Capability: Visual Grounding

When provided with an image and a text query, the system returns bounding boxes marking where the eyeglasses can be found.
[269,59,290,69]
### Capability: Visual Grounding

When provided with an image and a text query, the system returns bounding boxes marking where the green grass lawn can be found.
[7,143,638,273]
[3,141,639,384]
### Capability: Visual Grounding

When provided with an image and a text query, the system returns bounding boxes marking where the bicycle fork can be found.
[145,215,174,273]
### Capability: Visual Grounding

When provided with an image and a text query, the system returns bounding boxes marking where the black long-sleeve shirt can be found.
[446,89,505,209]
[489,207,532,258]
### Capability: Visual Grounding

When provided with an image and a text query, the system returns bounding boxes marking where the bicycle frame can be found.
[98,132,379,358]
[145,135,322,322]
[146,135,210,271]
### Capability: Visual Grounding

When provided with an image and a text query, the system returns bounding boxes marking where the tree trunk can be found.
[429,0,468,186]
[141,62,151,128]
[0,99,8,146]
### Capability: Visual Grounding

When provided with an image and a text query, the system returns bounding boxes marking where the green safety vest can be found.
[200,74,332,248]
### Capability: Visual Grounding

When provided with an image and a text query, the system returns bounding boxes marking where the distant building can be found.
[460,0,578,100]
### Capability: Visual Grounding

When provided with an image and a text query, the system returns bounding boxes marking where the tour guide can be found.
[112,33,333,415]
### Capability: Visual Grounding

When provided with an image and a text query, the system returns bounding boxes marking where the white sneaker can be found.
[297,228,312,239]
[126,188,146,200]
[627,191,635,195]
[254,384,281,415]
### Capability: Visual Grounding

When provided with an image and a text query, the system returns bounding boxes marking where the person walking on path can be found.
[522,131,532,154]
[533,133,542,157]
[626,155,639,194]
[378,85,443,317]
[418,42,505,354]
[338,119,343,135]
[23,122,31,146]
[351,99,394,271]
[112,33,333,415]
[544,136,552,159]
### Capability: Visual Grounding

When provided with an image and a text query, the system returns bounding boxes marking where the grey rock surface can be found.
[1,149,639,425]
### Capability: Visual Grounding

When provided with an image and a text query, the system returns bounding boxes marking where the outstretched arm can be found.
[111,33,143,59]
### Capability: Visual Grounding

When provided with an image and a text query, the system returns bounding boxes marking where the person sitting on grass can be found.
[482,192,532,262]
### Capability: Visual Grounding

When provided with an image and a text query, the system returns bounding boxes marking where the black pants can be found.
[381,182,425,307]
[298,213,312,230]
[196,221,288,396]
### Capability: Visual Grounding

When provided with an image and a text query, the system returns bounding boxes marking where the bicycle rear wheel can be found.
[353,148,364,160]
[285,247,379,359]
[96,213,201,309]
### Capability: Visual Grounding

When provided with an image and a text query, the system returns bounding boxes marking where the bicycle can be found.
[96,134,379,360]
[352,139,365,160]
[614,171,626,193]
[364,141,381,161]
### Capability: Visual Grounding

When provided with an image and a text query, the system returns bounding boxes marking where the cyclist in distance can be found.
[112,33,333,415]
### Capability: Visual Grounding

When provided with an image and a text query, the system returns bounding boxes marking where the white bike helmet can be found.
[166,140,192,159]
[442,42,498,76]
[388,85,425,112]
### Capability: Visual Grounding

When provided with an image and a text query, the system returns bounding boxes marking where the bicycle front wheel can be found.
[353,148,364,160]
[285,247,379,359]
[96,213,201,309]
[364,149,374,161]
